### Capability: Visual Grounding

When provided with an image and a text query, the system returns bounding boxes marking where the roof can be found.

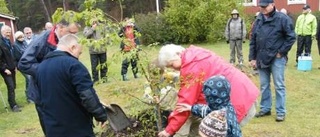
[0,13,16,20]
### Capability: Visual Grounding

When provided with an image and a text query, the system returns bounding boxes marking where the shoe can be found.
[275,115,285,122]
[122,74,129,81]
[134,73,138,79]
[11,105,21,112]
[255,111,271,118]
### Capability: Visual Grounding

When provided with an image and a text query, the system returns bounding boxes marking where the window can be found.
[288,0,306,5]
[0,22,4,29]
[243,0,257,6]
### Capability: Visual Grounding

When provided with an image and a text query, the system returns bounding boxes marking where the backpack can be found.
[227,18,243,40]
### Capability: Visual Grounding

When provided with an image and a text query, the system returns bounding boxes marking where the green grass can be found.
[1,40,320,136]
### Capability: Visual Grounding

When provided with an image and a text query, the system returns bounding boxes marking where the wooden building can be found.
[243,0,320,15]
[0,13,17,42]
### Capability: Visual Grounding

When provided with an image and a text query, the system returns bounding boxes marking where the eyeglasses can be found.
[25,32,31,34]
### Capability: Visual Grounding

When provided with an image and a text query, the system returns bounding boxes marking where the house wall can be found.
[245,0,319,15]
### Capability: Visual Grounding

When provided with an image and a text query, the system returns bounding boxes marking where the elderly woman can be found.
[13,31,32,103]
[157,44,258,137]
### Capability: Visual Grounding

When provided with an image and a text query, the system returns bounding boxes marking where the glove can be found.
[226,40,229,44]
[243,41,245,43]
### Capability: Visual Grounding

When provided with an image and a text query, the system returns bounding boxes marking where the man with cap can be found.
[225,9,246,66]
[249,0,296,122]
[295,4,317,65]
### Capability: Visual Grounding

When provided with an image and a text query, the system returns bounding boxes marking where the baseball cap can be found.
[303,4,310,10]
[259,0,274,7]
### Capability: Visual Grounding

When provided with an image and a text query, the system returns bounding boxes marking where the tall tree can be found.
[40,0,52,22]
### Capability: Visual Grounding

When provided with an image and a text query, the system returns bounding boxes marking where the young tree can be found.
[0,0,11,14]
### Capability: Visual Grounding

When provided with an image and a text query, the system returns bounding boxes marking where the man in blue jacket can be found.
[36,34,107,136]
[249,0,296,122]
[18,19,80,135]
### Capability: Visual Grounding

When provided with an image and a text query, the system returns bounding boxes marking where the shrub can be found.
[163,0,242,43]
[135,12,175,45]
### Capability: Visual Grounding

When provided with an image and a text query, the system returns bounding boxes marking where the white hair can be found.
[1,25,11,32]
[14,31,24,39]
[57,34,79,48]
[158,44,185,68]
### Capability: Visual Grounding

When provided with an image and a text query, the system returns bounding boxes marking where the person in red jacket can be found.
[157,44,259,137]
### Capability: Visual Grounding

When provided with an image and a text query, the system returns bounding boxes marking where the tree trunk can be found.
[63,0,66,11]
[39,0,51,22]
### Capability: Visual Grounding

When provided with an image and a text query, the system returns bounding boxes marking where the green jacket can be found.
[295,13,317,36]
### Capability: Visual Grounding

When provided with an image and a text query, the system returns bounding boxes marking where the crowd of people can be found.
[0,0,320,136]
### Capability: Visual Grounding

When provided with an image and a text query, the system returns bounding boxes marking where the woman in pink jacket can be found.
[157,44,259,137]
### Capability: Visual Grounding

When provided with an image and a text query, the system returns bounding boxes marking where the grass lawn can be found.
[1,40,320,137]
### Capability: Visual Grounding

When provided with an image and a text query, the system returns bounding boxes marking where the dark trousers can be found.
[36,104,46,135]
[90,53,107,82]
[0,70,17,108]
[121,58,138,75]
[296,35,312,62]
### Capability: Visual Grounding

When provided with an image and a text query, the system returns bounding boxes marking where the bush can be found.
[163,0,241,43]
[135,12,175,45]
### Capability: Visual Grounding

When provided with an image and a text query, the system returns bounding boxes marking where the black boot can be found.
[133,73,138,79]
[122,74,129,81]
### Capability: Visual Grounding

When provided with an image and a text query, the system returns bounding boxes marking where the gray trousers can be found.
[229,39,243,64]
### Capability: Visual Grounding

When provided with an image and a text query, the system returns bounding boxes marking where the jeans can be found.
[258,57,286,116]
[90,53,107,82]
[20,72,31,100]
[0,71,17,108]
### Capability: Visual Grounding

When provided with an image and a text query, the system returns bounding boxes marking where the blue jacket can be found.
[36,51,107,137]
[249,8,296,68]
[13,40,28,64]
[18,30,57,103]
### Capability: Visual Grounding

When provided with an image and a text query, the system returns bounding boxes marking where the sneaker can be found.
[275,115,285,122]
[255,111,271,118]
[11,105,21,112]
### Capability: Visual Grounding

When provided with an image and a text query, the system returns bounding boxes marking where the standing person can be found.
[225,9,246,66]
[45,22,53,31]
[13,31,32,103]
[0,25,21,112]
[23,27,36,45]
[18,20,80,135]
[83,21,108,83]
[35,34,108,136]
[176,75,241,137]
[295,4,317,65]
[249,0,296,122]
[118,18,141,81]
[157,44,259,137]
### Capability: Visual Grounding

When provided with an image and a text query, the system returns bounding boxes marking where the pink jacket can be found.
[165,45,259,135]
